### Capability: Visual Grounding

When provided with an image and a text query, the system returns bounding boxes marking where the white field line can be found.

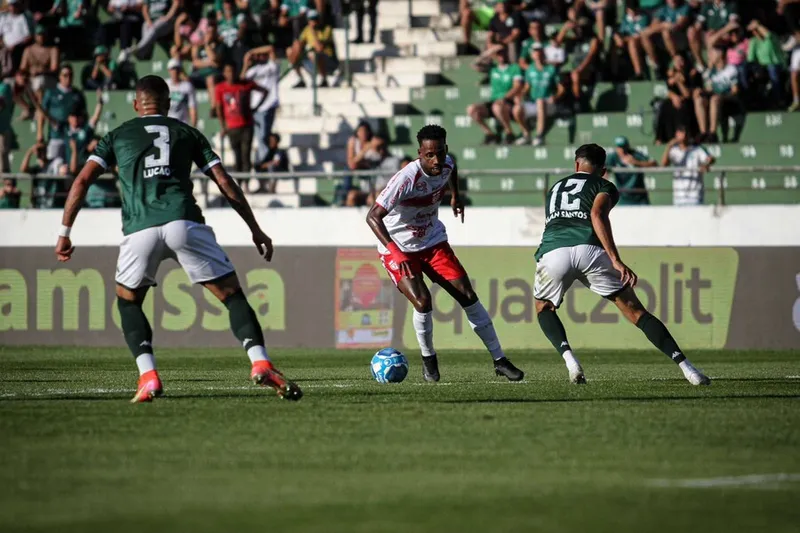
[648,473,800,489]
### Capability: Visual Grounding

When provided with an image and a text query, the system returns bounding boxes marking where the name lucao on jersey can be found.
[143,124,173,179]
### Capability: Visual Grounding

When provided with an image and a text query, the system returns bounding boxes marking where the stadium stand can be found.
[2,0,799,208]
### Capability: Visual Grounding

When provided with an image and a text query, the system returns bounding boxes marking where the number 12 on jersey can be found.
[549,178,586,213]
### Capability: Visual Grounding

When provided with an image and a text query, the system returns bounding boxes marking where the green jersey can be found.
[618,12,650,36]
[489,63,522,101]
[0,82,14,133]
[639,0,664,9]
[535,173,618,261]
[606,150,650,205]
[703,65,737,95]
[656,3,690,23]
[281,0,308,17]
[66,124,94,168]
[520,38,544,63]
[525,64,558,101]
[146,0,171,19]
[90,115,220,235]
[54,0,85,27]
[698,1,737,31]
[42,86,86,141]
[218,15,239,47]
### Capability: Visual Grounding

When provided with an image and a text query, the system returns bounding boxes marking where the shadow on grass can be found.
[440,393,800,404]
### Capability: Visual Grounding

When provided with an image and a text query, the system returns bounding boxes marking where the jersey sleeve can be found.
[191,127,221,172]
[598,179,619,207]
[375,170,414,213]
[88,132,116,170]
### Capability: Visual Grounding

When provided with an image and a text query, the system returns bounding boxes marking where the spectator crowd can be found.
[465,0,800,148]
[0,0,346,206]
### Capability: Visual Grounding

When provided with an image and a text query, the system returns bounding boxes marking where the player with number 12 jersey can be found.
[532,143,711,387]
[55,75,301,403]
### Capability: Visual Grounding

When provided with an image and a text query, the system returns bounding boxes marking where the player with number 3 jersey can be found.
[366,125,524,383]
[533,143,711,386]
[54,75,302,403]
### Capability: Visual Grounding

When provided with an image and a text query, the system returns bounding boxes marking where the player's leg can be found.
[533,247,583,383]
[115,227,165,403]
[423,244,524,381]
[380,253,440,381]
[577,245,711,385]
[608,287,710,385]
[164,220,302,400]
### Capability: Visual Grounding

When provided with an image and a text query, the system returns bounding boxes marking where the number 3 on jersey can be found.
[549,178,586,212]
[144,125,171,172]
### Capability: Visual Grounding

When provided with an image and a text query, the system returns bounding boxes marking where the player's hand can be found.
[612,259,637,288]
[252,229,274,262]
[55,236,75,262]
[398,260,415,280]
[451,195,464,223]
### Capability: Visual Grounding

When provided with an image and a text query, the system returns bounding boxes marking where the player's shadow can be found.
[440,393,800,404]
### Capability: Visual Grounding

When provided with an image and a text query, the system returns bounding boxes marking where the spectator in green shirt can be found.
[747,19,786,105]
[641,0,692,75]
[0,178,21,209]
[37,64,87,157]
[611,0,650,79]
[49,0,92,59]
[688,0,738,69]
[700,47,741,142]
[606,136,657,205]
[513,43,565,146]
[467,48,523,145]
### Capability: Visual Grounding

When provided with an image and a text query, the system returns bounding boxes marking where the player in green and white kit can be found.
[55,76,302,403]
[533,144,710,386]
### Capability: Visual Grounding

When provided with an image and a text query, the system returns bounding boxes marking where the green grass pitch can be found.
[1,347,799,533]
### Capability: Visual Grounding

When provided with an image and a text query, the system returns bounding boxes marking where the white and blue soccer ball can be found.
[370,348,409,384]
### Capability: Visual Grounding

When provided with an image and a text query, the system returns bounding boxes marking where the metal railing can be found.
[3,165,800,208]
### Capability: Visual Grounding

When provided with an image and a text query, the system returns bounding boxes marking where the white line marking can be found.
[648,473,800,488]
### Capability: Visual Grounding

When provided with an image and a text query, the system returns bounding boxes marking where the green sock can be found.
[636,312,686,364]
[223,290,265,351]
[537,308,571,355]
[117,298,153,357]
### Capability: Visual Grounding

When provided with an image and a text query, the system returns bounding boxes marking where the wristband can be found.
[386,242,408,263]
[58,225,72,238]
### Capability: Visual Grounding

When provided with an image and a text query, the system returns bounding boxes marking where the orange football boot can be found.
[130,370,163,403]
[250,360,303,401]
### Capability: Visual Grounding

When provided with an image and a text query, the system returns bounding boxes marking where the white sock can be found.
[562,349,581,372]
[412,310,436,357]
[135,353,156,376]
[247,345,270,364]
[463,301,504,361]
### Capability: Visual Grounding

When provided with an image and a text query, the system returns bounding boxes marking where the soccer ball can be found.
[370,348,409,384]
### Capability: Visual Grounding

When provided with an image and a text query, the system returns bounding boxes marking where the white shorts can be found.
[791,48,800,73]
[523,100,557,118]
[116,219,235,289]
[534,244,624,307]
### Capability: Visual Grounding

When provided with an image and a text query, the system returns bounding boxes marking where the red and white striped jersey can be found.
[375,156,454,254]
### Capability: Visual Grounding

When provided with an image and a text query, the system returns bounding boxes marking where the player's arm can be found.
[55,160,104,262]
[206,163,274,261]
[590,191,637,287]
[366,203,414,280]
[448,162,464,222]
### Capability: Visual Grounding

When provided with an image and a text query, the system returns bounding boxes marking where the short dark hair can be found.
[416,124,447,146]
[575,143,606,169]
[135,75,169,101]
[269,133,281,143]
